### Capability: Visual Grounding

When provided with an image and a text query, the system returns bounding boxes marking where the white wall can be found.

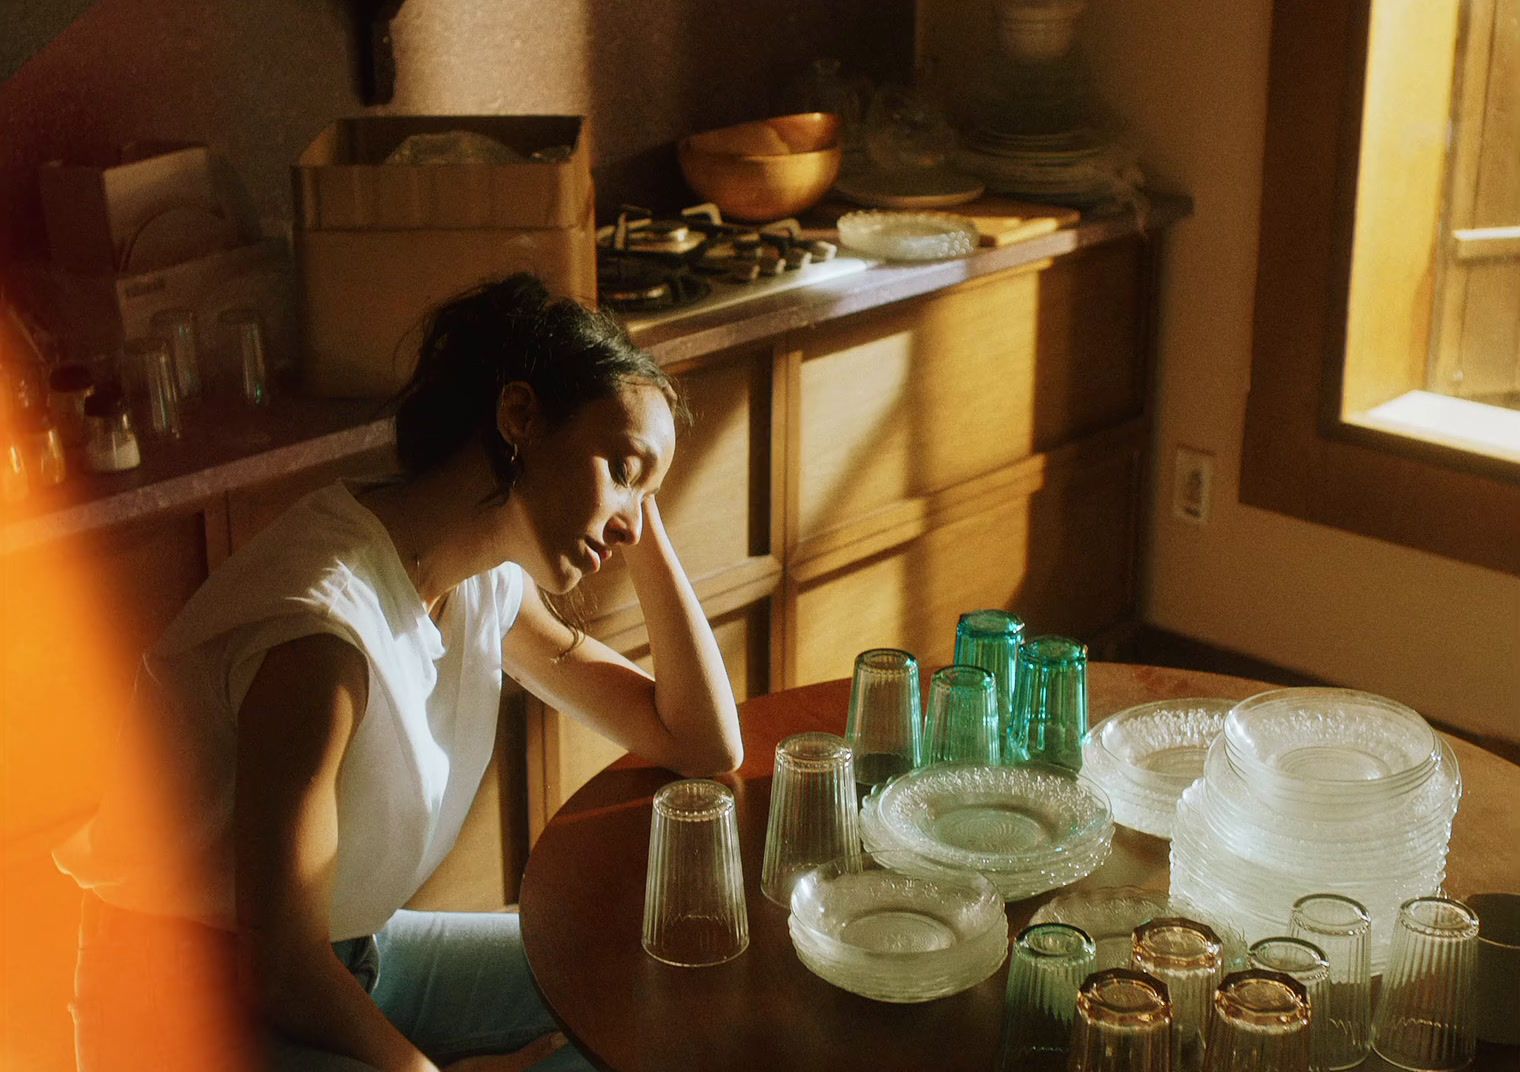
[1078,0,1520,742]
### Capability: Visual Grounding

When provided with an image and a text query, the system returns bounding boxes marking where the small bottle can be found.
[82,388,141,473]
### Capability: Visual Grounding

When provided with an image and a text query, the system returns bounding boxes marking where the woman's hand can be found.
[442,1032,568,1071]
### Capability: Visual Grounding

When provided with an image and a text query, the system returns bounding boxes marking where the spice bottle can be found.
[82,388,141,473]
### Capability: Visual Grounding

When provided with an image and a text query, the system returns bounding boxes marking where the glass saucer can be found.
[836,210,979,261]
[1029,885,1250,971]
[873,763,1112,871]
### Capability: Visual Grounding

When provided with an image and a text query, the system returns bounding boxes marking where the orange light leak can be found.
[1,423,255,1066]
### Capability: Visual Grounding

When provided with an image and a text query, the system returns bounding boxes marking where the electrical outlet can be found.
[1173,446,1214,525]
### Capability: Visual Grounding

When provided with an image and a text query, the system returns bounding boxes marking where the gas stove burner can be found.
[598,253,712,314]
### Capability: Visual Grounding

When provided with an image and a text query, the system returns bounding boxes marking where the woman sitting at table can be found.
[55,273,743,1072]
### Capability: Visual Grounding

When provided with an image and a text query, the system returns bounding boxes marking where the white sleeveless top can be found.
[54,483,525,939]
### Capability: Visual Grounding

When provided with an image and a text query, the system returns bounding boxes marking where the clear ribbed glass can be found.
[1131,917,1224,1071]
[920,665,999,766]
[1202,970,1311,1072]
[996,922,1095,1071]
[1248,938,1331,1072]
[1288,894,1372,1069]
[1011,635,1088,771]
[760,733,861,906]
[844,648,922,788]
[953,610,1024,763]
[1370,897,1479,1071]
[1068,967,1175,1072]
[641,779,748,967]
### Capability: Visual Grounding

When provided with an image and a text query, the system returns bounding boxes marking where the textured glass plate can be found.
[789,916,1008,1002]
[836,210,979,261]
[1096,698,1232,791]
[1224,688,1438,788]
[873,763,1112,871]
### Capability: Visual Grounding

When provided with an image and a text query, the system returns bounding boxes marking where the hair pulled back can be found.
[391,273,682,500]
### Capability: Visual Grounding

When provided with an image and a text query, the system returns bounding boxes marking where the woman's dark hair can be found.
[390,273,686,500]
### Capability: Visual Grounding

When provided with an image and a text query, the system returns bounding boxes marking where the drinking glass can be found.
[1370,896,1479,1071]
[149,307,201,400]
[760,733,860,906]
[1131,917,1224,1071]
[1288,894,1372,1069]
[997,922,1095,1071]
[121,338,183,440]
[1011,635,1087,771]
[844,648,921,789]
[1202,970,1311,1071]
[1247,939,1330,1072]
[953,610,1024,763]
[1467,891,1520,1046]
[1068,967,1175,1072]
[920,665,999,766]
[218,308,270,406]
[642,779,748,966]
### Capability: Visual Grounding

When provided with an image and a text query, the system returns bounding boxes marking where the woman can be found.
[56,274,743,1071]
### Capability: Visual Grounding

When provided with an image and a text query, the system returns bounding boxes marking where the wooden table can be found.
[519,664,1520,1071]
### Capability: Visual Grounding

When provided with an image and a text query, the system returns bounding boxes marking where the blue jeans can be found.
[73,896,593,1071]
[269,910,593,1071]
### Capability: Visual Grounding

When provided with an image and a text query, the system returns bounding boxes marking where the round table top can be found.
[519,663,1520,1072]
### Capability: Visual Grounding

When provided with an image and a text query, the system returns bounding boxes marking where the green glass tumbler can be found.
[921,664,999,766]
[953,609,1024,765]
[998,922,1096,1071]
[1011,635,1088,771]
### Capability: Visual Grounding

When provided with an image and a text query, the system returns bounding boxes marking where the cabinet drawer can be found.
[791,445,1139,686]
[794,241,1144,545]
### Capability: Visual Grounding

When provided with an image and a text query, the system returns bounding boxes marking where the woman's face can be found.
[504,382,676,594]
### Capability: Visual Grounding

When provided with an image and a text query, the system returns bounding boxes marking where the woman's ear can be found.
[496,382,539,444]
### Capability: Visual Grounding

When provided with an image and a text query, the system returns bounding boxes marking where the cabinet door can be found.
[792,241,1145,551]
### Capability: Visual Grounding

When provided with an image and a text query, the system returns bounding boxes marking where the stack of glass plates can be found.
[1080,698,1233,838]
[860,763,1113,901]
[954,127,1125,206]
[788,852,1008,1003]
[1029,884,1250,972]
[1168,689,1460,972]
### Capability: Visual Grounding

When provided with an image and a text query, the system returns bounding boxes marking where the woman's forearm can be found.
[621,499,743,773]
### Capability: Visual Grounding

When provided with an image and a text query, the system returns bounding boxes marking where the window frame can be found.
[1240,0,1520,576]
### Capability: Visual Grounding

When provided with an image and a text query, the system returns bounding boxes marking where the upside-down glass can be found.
[1287,894,1372,1069]
[149,307,201,400]
[1468,892,1520,1046]
[1011,635,1087,771]
[1203,970,1311,1072]
[1068,968,1175,1072]
[219,307,270,406]
[760,733,860,905]
[953,610,1024,764]
[642,779,749,966]
[920,665,999,766]
[997,922,1095,1071]
[1131,917,1225,1071]
[844,648,921,788]
[1370,896,1479,1072]
[121,337,183,440]
[1247,938,1331,1072]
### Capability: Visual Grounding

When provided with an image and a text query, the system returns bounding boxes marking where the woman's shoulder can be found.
[155,483,404,655]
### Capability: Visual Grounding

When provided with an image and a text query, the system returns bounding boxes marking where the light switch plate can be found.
[1173,445,1214,525]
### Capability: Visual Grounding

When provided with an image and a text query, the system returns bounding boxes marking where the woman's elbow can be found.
[674,738,744,778]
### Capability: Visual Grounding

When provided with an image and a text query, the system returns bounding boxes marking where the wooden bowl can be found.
[678,113,843,222]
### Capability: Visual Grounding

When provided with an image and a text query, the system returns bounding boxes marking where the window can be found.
[1240,0,1520,575]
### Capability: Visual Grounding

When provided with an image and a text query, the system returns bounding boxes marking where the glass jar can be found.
[47,361,94,447]
[82,388,141,473]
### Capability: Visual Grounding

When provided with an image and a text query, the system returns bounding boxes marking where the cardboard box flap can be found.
[295,115,590,231]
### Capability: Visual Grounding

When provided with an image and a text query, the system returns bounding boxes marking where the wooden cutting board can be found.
[954,196,1080,247]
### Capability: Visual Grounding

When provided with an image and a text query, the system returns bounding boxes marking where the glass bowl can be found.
[788,852,1008,1002]
[1095,698,1232,793]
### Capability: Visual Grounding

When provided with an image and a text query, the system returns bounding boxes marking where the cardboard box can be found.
[39,143,239,274]
[292,116,597,398]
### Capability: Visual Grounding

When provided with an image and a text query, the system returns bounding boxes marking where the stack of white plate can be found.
[1081,698,1233,838]
[860,762,1113,901]
[788,852,1008,1003]
[1168,689,1461,972]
